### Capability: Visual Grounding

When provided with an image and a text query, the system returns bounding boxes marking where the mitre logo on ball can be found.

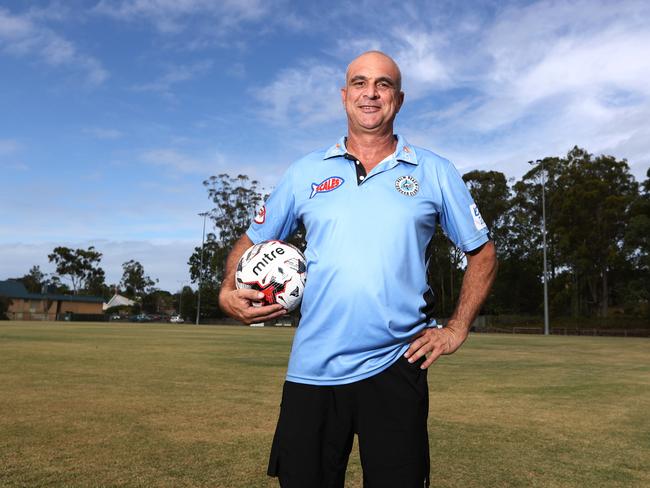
[236,240,307,312]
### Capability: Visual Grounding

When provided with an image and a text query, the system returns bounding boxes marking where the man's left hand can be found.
[403,322,468,369]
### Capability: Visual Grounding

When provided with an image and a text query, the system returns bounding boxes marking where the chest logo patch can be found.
[310,176,344,199]
[253,205,266,224]
[395,175,419,196]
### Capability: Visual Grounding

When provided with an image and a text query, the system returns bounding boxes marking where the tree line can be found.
[6,146,647,323]
[189,147,649,321]
[6,252,174,316]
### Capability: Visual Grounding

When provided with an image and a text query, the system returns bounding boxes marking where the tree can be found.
[551,148,637,317]
[623,168,650,316]
[20,265,46,293]
[120,260,157,299]
[204,174,264,249]
[177,286,197,321]
[142,289,174,315]
[47,246,105,295]
[0,296,10,320]
[188,233,227,288]
[425,229,462,318]
[425,170,511,318]
[84,267,107,297]
[191,174,265,318]
[43,275,70,294]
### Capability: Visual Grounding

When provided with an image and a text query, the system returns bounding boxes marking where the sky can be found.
[1,0,649,292]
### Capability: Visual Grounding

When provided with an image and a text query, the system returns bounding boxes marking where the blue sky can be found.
[1,0,649,292]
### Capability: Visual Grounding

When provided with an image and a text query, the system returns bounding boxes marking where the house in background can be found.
[103,293,136,311]
[0,280,104,321]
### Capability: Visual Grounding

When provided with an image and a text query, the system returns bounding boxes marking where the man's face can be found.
[341,53,404,135]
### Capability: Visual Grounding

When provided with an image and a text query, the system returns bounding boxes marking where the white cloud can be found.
[132,60,213,93]
[84,127,124,140]
[0,139,19,154]
[0,6,107,84]
[387,30,451,99]
[141,148,224,174]
[333,31,450,100]
[253,62,344,127]
[0,139,27,171]
[386,0,650,180]
[94,0,270,34]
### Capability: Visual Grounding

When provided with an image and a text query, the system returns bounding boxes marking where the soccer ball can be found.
[235,240,307,312]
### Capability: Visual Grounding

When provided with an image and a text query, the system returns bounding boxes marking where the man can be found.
[219,51,497,487]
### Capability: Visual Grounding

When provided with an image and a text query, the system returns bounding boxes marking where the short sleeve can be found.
[438,159,490,252]
[246,165,298,244]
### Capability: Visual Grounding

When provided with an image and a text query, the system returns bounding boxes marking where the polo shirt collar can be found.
[323,134,419,165]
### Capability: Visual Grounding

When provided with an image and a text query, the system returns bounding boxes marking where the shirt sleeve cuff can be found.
[458,232,490,253]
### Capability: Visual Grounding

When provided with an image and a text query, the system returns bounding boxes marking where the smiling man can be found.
[219,51,497,487]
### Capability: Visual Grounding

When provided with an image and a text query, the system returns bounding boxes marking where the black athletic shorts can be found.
[267,356,430,488]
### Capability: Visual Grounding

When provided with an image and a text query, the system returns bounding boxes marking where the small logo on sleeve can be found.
[253,205,266,224]
[470,204,487,230]
[395,175,419,196]
[310,176,344,199]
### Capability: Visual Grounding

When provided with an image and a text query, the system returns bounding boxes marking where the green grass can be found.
[0,322,648,487]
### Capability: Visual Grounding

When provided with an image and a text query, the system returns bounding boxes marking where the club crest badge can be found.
[310,176,344,199]
[395,175,419,196]
[254,205,266,224]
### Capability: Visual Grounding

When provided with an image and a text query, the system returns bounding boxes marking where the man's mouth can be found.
[359,105,380,112]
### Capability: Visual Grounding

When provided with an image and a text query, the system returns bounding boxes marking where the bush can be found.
[0,296,11,320]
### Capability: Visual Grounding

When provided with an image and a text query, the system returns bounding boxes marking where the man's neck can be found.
[345,131,398,172]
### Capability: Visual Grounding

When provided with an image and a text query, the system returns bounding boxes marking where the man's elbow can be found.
[468,240,498,271]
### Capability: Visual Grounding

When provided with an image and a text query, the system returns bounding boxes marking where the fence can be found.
[487,326,650,337]
[5,312,106,322]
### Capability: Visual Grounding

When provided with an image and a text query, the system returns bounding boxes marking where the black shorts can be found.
[267,356,430,488]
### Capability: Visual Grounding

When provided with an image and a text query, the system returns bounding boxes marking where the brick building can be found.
[0,280,104,321]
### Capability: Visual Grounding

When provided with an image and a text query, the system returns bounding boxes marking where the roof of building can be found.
[0,280,104,303]
[103,294,136,310]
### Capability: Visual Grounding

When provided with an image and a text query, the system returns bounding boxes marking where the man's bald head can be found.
[345,51,402,92]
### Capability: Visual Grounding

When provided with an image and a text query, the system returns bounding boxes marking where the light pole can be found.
[196,212,209,325]
[530,159,550,335]
[176,280,187,318]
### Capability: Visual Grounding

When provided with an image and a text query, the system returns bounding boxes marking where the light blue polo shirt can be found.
[247,135,489,385]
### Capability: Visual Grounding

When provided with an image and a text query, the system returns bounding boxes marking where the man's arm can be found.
[218,234,287,324]
[404,240,497,369]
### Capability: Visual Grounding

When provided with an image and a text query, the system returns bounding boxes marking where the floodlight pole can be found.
[537,159,550,336]
[176,280,186,317]
[196,212,209,325]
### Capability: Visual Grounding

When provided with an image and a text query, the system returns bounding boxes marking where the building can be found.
[103,293,136,311]
[0,280,104,321]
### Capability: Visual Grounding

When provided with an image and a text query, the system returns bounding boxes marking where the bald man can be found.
[219,51,497,487]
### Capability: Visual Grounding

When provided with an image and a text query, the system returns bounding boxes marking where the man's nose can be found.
[364,82,379,99]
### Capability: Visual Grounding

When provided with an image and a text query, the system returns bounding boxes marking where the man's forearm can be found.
[448,240,498,331]
[221,234,254,292]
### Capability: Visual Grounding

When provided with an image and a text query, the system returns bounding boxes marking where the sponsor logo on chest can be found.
[310,176,344,199]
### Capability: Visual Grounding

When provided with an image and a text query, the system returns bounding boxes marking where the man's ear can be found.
[396,91,405,113]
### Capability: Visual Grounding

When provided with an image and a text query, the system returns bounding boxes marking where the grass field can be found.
[0,322,648,487]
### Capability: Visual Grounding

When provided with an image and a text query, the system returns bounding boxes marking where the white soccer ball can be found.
[235,240,307,312]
